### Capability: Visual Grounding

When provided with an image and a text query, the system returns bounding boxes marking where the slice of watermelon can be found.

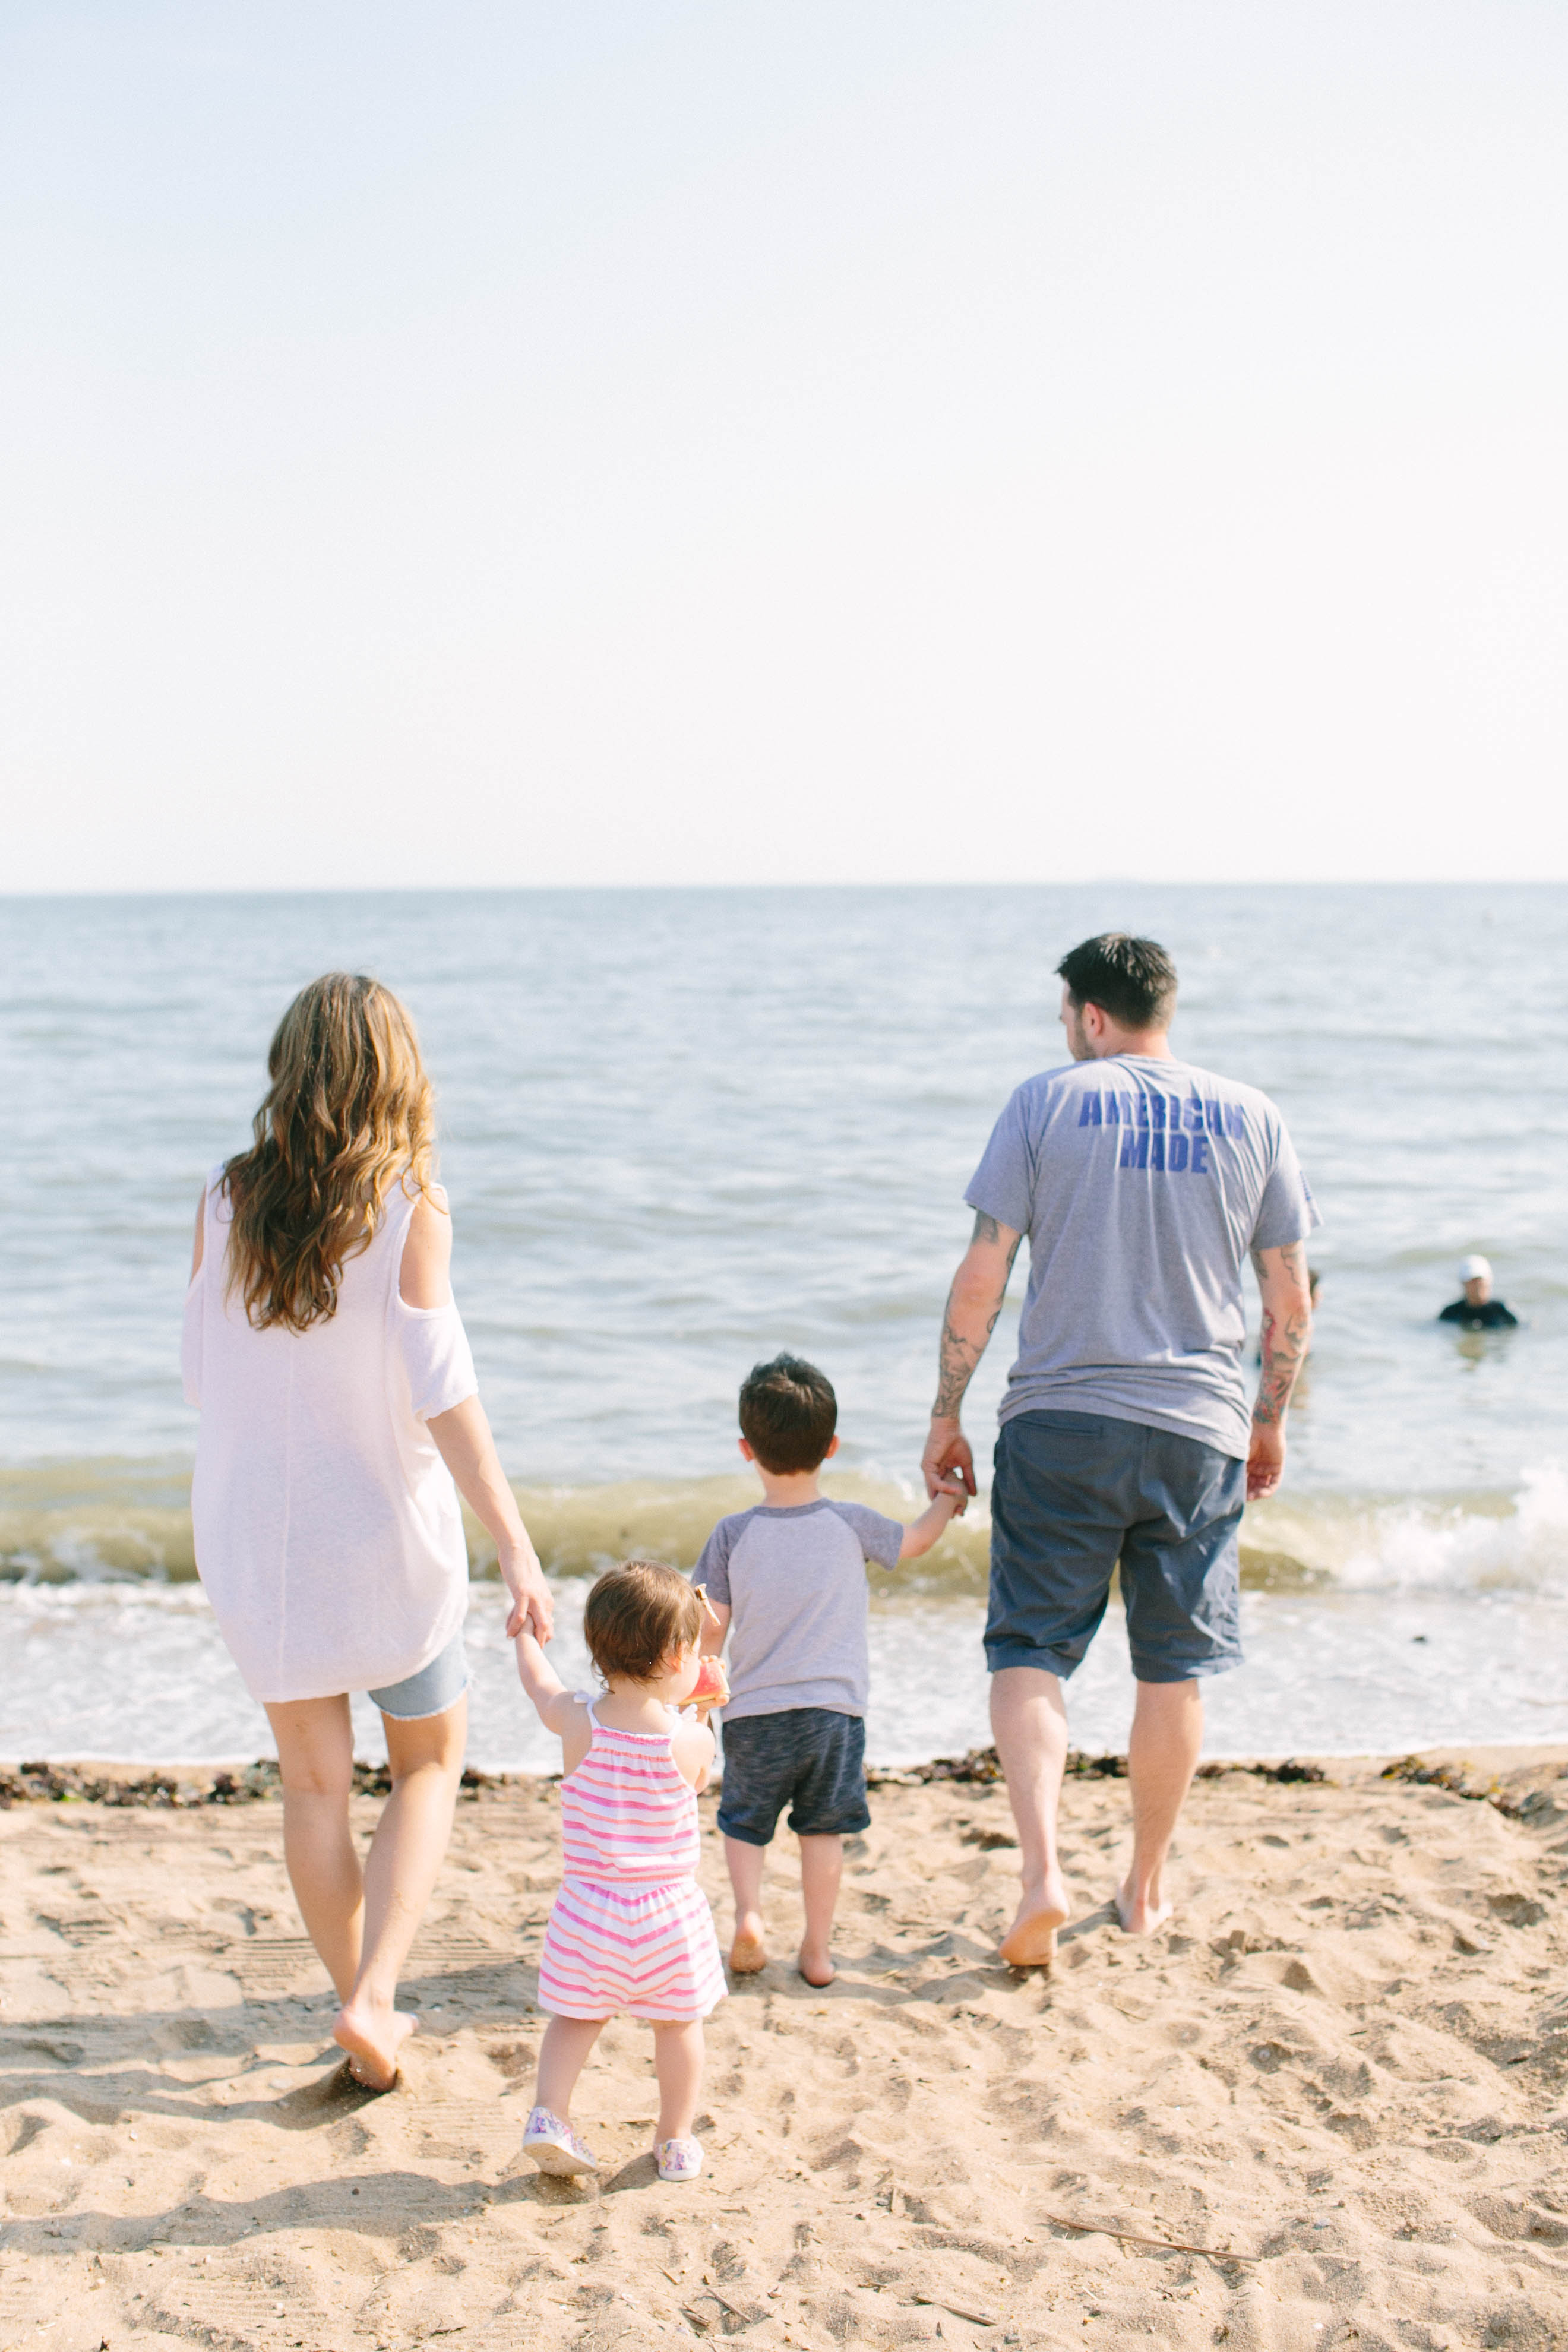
[688,1655,729,1708]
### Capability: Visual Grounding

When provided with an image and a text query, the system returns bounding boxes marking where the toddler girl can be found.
[514,1558,728,2183]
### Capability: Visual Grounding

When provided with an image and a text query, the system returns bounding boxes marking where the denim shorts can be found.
[987,1409,1245,1684]
[717,1708,870,1845]
[368,1626,472,1721]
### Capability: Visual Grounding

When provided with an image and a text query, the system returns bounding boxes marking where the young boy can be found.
[694,1353,964,1988]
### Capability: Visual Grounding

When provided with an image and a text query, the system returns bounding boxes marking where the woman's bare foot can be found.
[729,1911,767,1974]
[333,1997,416,2090]
[1116,1880,1173,1936]
[998,1872,1070,1968]
[798,1943,835,1989]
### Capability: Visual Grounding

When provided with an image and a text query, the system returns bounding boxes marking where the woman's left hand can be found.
[501,1540,554,1643]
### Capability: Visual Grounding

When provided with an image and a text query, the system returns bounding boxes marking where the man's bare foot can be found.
[729,1912,767,1975]
[998,1875,1070,1968]
[1116,1880,1174,1935]
[798,1945,835,1989]
[333,1999,416,2091]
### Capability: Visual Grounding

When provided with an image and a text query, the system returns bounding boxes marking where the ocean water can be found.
[2,884,1566,1767]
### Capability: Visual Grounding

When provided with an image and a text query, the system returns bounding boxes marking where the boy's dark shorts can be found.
[987,1409,1245,1684]
[716,1708,870,1846]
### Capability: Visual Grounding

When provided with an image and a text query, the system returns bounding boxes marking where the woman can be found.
[182,972,552,2088]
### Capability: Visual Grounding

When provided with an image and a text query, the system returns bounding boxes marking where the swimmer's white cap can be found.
[1459,1254,1491,1282]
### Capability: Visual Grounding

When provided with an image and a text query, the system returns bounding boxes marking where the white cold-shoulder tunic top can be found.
[181,1171,478,1703]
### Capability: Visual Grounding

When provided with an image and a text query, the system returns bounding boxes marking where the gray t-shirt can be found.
[966,1053,1320,1459]
[694,1499,904,1721]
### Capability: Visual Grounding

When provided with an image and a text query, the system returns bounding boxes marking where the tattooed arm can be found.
[921,1210,1023,1499]
[1247,1238,1314,1500]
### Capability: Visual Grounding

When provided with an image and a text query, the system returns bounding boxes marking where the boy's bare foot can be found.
[729,1911,767,1974]
[998,1873,1070,1968]
[1116,1880,1173,1936]
[798,1944,835,1989]
[333,1998,416,2091]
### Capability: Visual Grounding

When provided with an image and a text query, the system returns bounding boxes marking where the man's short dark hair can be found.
[738,1354,837,1474]
[1055,934,1177,1032]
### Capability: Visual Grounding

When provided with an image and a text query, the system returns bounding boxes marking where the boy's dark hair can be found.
[583,1558,703,1684]
[1055,933,1177,1032]
[738,1353,837,1475]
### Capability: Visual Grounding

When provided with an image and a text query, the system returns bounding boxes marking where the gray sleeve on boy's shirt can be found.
[694,1512,750,1608]
[827,1501,905,1570]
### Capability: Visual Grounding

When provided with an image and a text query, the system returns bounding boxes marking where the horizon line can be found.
[2,876,1564,905]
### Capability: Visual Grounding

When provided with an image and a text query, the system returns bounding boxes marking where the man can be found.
[922,933,1317,1965]
[1439,1256,1518,1331]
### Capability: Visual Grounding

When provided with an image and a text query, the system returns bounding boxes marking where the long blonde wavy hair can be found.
[223,973,438,1333]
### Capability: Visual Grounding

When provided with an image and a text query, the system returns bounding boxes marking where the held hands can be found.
[899,1467,970,1561]
[500,1536,554,1644]
[922,1415,977,1501]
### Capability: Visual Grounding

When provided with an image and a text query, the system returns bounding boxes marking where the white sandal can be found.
[656,2136,704,2182]
[523,2104,599,2175]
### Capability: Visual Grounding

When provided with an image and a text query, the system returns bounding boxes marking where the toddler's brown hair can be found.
[583,1558,703,1685]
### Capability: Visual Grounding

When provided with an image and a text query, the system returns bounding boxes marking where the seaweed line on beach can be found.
[0,1759,527,1809]
[1379,1752,1564,1822]
[0,1746,1332,1809]
[11,1747,1561,1820]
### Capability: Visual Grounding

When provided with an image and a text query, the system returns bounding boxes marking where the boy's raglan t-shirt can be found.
[966,1053,1320,1460]
[694,1499,903,1722]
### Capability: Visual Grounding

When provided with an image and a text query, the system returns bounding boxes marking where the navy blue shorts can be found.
[987,1410,1245,1684]
[716,1708,870,1846]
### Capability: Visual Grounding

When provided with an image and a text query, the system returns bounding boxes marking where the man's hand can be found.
[922,1415,976,1500]
[1245,1421,1286,1501]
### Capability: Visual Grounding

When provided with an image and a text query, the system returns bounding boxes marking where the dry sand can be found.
[4,1747,1568,2351]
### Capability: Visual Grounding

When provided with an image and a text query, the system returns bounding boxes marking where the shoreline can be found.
[10,1579,1568,1771]
[5,1738,1568,1803]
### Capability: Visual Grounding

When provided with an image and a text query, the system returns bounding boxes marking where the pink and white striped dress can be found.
[536,1699,726,2022]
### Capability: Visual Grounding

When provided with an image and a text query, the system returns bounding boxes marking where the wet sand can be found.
[3,1747,1568,2350]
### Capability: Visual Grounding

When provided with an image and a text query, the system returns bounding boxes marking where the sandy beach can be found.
[4,1747,1568,2351]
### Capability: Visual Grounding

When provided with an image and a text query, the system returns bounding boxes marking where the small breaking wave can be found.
[1243,1464,1568,1595]
[0,1463,993,1591]
[2,1458,1564,1600]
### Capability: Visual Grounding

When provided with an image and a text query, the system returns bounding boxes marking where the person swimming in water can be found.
[1439,1254,1518,1330]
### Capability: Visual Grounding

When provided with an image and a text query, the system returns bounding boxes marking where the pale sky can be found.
[3,1,1565,891]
